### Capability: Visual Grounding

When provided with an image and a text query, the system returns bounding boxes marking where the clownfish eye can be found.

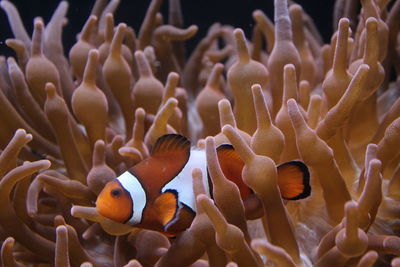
[111,189,122,198]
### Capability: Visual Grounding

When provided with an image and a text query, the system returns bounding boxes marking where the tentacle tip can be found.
[70,205,78,216]
[338,17,350,27]
[367,143,378,150]
[166,97,178,106]
[310,94,322,101]
[369,159,382,169]
[114,134,124,143]
[42,160,52,169]
[34,17,44,28]
[233,28,245,39]
[189,25,199,32]
[94,139,105,147]
[60,1,68,7]
[252,9,263,18]
[205,136,215,145]
[284,63,296,72]
[135,107,146,117]
[168,71,180,80]
[251,83,262,91]
[89,15,98,22]
[366,17,378,25]
[134,50,144,58]
[4,236,15,244]
[196,193,212,206]
[221,124,234,134]
[289,3,303,13]
[45,82,55,88]
[4,38,13,46]
[287,98,298,109]
[392,257,400,266]
[56,225,68,234]
[15,128,27,136]
[45,82,57,95]
[197,139,205,149]
[25,133,33,142]
[344,200,358,212]
[6,55,16,65]
[300,80,310,87]
[214,62,224,69]
[358,64,370,72]
[117,22,127,30]
[89,49,99,58]
[118,147,128,155]
[367,250,378,259]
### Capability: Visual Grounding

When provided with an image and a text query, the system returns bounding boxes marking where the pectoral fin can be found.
[154,191,178,226]
[154,190,195,234]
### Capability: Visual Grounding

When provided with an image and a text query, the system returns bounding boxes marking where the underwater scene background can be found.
[0,0,400,266]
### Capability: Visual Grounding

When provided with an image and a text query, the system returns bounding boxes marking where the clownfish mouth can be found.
[95,197,110,217]
[96,194,122,222]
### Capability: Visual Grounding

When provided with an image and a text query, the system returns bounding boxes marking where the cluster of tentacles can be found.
[1,0,400,266]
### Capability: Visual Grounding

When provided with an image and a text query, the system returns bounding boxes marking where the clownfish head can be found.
[96,180,133,224]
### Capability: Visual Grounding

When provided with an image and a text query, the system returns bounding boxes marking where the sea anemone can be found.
[0,0,400,266]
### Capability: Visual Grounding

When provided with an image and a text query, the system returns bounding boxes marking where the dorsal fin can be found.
[217,144,242,162]
[131,134,191,198]
[151,134,191,158]
[277,161,311,200]
[216,144,251,199]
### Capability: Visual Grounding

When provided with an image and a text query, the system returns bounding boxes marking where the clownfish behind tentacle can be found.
[96,134,311,235]
[215,143,311,218]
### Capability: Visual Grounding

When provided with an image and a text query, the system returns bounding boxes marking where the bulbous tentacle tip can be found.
[14,128,31,140]
[252,9,263,19]
[45,82,57,97]
[233,28,250,63]
[338,17,350,26]
[188,25,199,33]
[56,224,68,235]
[88,48,99,57]
[39,159,51,169]
[135,107,146,117]
[221,124,234,135]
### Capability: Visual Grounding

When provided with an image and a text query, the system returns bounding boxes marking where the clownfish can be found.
[96,134,311,235]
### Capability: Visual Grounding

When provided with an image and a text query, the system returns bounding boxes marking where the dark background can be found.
[0,0,337,58]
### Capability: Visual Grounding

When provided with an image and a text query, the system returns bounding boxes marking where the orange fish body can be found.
[96,134,311,235]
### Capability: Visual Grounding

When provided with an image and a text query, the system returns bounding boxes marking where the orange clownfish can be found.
[96,134,311,235]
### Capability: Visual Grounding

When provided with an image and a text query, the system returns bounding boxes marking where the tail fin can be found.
[277,161,311,200]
